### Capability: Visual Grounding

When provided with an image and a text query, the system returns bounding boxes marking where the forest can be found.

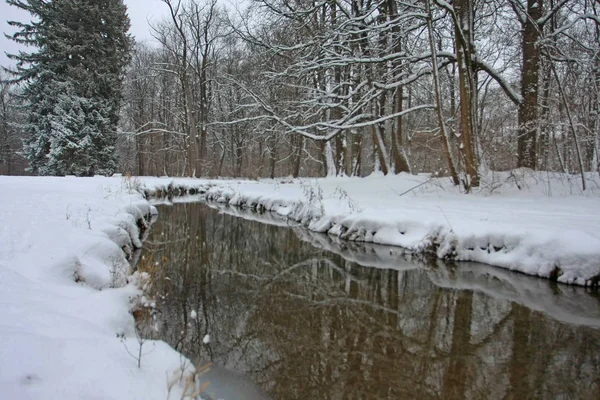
[1,0,599,191]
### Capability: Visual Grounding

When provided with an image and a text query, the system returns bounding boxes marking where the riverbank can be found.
[1,170,599,398]
[0,176,197,399]
[141,170,600,287]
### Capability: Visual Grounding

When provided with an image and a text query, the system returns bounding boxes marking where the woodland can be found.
[1,0,599,192]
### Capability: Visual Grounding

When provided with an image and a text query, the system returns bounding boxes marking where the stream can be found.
[140,201,600,399]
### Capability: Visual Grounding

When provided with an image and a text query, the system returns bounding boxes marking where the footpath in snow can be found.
[0,176,199,400]
[142,170,600,287]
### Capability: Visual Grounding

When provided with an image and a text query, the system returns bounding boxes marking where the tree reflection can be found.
[141,202,600,400]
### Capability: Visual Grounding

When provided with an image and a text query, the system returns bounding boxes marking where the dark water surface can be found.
[142,201,600,400]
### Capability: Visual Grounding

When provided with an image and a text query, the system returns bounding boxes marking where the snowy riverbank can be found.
[0,176,197,399]
[208,204,600,328]
[142,170,600,287]
[1,170,599,398]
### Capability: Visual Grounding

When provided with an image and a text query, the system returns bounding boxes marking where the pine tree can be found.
[5,0,133,176]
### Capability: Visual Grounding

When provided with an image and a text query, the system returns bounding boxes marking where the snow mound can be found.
[0,176,199,399]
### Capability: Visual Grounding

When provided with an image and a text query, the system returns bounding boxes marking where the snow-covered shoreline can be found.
[141,170,600,287]
[0,176,197,399]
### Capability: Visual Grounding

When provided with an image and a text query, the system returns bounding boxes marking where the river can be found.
[139,201,600,399]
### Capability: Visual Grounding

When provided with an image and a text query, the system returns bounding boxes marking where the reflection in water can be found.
[142,202,600,400]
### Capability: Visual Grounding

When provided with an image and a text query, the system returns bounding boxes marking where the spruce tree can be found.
[5,0,133,176]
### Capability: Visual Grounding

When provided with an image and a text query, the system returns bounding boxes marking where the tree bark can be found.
[453,0,480,188]
[391,86,410,173]
[372,123,390,175]
[517,0,543,169]
[292,135,303,178]
[389,0,410,174]
[350,130,363,176]
[427,0,460,186]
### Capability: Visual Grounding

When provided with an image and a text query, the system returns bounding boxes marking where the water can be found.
[140,201,600,399]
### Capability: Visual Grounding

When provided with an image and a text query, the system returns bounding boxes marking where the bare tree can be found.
[115,0,600,181]
[426,0,460,186]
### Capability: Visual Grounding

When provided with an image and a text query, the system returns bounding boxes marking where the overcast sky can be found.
[0,0,168,68]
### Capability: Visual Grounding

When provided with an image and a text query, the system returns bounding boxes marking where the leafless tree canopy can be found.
[3,0,600,185]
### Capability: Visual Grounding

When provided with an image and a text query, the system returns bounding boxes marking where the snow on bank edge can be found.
[141,175,600,288]
[0,177,198,400]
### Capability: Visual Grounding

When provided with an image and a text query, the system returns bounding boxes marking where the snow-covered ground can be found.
[142,170,600,287]
[0,176,198,400]
[1,170,599,399]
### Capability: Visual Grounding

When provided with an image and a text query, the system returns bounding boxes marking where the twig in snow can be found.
[391,178,434,197]
[438,207,455,234]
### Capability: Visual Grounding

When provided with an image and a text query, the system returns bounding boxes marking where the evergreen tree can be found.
[5,0,133,176]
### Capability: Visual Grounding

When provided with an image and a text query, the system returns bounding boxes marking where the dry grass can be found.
[166,362,213,400]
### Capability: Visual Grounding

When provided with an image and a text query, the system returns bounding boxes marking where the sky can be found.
[0,0,169,68]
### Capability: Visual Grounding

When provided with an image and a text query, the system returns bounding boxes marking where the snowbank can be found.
[0,176,198,400]
[141,170,600,287]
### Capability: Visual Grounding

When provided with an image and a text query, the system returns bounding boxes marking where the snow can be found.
[1,170,599,398]
[140,170,600,287]
[0,176,198,400]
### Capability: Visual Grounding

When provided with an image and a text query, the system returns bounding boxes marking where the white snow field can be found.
[0,176,197,400]
[0,170,599,399]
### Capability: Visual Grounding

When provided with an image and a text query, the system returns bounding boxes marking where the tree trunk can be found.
[426,0,459,186]
[552,64,586,190]
[269,136,277,179]
[454,0,480,188]
[372,123,390,175]
[184,80,200,177]
[350,130,363,176]
[292,135,303,178]
[592,2,600,176]
[136,135,144,176]
[517,0,543,169]
[538,61,552,170]
[386,0,410,174]
[391,86,410,173]
[335,133,346,176]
